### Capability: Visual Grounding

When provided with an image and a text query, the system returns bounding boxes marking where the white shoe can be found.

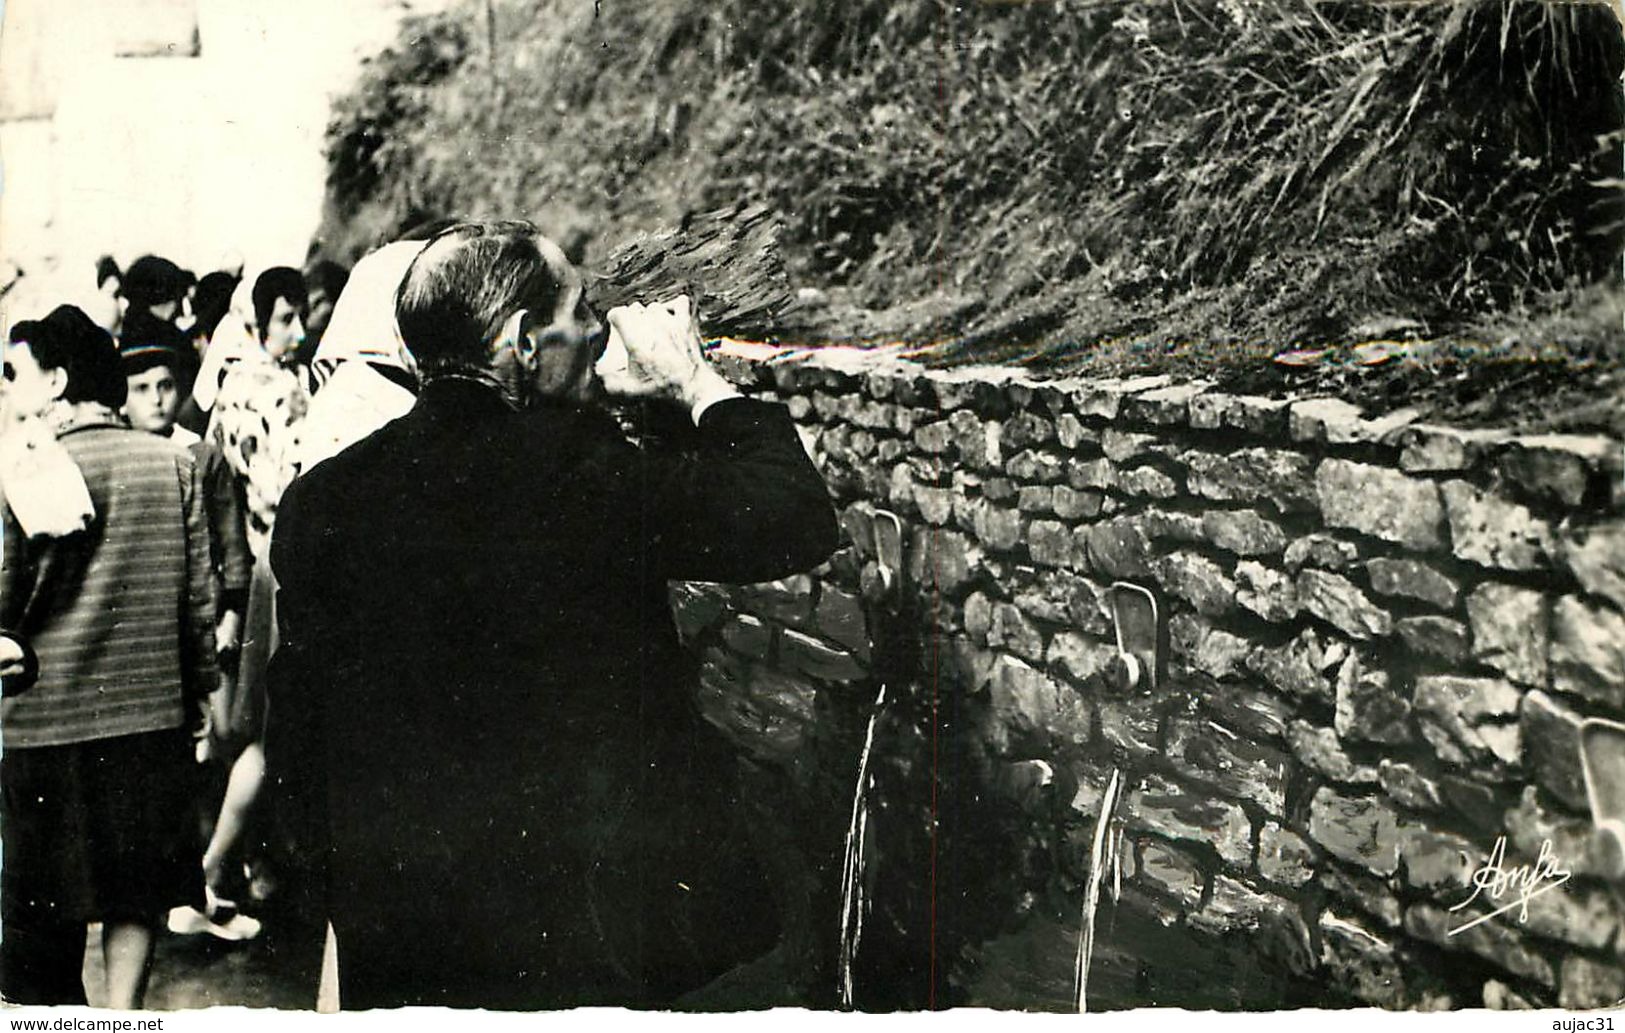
[205,912,262,942]
[167,905,211,935]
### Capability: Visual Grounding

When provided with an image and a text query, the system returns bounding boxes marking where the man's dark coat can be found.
[267,380,837,1009]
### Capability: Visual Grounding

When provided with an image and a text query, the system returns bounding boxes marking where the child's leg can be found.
[100,921,155,1009]
[203,741,266,894]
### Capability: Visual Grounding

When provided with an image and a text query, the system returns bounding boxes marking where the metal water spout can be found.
[1579,718,1625,880]
[1104,582,1160,694]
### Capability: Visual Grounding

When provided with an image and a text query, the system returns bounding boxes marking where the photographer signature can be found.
[1448,836,1571,936]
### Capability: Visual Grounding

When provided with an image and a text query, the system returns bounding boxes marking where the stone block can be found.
[882,464,915,509]
[1005,449,1066,484]
[1165,715,1291,813]
[1258,822,1316,886]
[987,654,1091,750]
[1247,630,1337,702]
[779,628,867,683]
[982,477,1017,503]
[1334,654,1411,746]
[947,636,998,695]
[1442,480,1556,572]
[1467,582,1549,688]
[1001,412,1055,450]
[1055,412,1089,450]
[1099,699,1162,761]
[1289,721,1379,785]
[1482,980,1540,1010]
[1027,519,1072,568]
[1202,510,1288,557]
[1413,675,1522,772]
[1319,912,1409,1009]
[1298,569,1393,640]
[1310,788,1403,875]
[1320,864,1404,930]
[912,484,956,526]
[1074,381,1127,420]
[912,419,954,456]
[1187,391,1228,430]
[814,585,869,657]
[1551,595,1625,708]
[1235,561,1298,623]
[1518,880,1619,951]
[786,394,814,421]
[1124,381,1210,425]
[1397,425,1509,473]
[1052,485,1105,520]
[721,614,774,659]
[1395,616,1471,664]
[1067,457,1118,492]
[1127,777,1254,867]
[1559,957,1625,1009]
[1283,533,1361,572]
[1290,398,1364,441]
[990,603,1045,662]
[1495,434,1615,509]
[1118,465,1180,499]
[1013,572,1111,635]
[1136,839,1205,910]
[1101,428,1161,462]
[1156,552,1238,618]
[1504,785,1615,882]
[1169,613,1250,680]
[1316,459,1445,549]
[1378,760,1443,812]
[1520,690,1588,811]
[1050,631,1116,687]
[1366,558,1459,610]
[965,591,994,644]
[1185,448,1317,514]
[1138,508,1205,543]
[1561,520,1625,613]
[1291,399,1422,446]
[907,527,977,598]
[1204,682,1293,741]
[947,409,995,470]
[1191,878,1316,976]
[1405,902,1555,987]
[1225,395,1292,436]
[1397,826,1479,892]
[972,501,1025,553]
[1075,519,1154,579]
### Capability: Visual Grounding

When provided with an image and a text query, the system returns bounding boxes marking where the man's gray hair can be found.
[395,220,562,377]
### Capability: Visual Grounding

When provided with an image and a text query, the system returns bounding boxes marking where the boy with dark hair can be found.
[119,326,259,941]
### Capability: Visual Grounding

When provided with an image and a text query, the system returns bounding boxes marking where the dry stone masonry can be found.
[673,346,1625,1011]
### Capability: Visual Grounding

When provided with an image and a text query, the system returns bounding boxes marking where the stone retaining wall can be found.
[674,346,1625,1011]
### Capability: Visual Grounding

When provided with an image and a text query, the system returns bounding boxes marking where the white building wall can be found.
[0,0,456,324]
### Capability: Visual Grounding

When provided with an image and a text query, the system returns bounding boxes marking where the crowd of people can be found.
[0,222,838,1010]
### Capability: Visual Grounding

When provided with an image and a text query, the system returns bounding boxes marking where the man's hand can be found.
[600,296,738,417]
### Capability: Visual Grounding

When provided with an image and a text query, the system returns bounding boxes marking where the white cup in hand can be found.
[0,636,26,680]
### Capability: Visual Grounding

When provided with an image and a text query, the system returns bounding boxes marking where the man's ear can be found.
[496,308,538,368]
[45,365,69,401]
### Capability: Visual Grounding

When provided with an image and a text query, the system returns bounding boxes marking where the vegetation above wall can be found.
[320,0,1625,431]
